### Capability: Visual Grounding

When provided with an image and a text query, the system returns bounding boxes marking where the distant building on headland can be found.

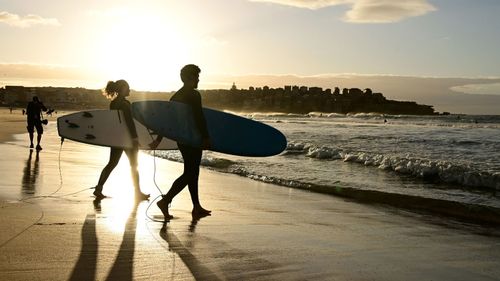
[0,86,107,109]
[0,84,436,115]
[202,84,436,115]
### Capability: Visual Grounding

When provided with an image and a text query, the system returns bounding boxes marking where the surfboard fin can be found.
[85,134,96,140]
[82,111,93,118]
[65,120,80,128]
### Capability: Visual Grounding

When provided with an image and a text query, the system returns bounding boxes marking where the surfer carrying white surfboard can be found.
[150,64,212,219]
[93,80,150,201]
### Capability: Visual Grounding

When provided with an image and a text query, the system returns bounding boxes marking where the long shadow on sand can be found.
[160,216,222,281]
[106,201,139,281]
[69,200,139,281]
[69,214,98,281]
[160,215,285,280]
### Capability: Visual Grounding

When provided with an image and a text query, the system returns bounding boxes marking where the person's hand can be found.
[148,139,161,149]
[201,137,211,150]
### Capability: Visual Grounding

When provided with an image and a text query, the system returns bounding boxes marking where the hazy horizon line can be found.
[2,62,500,82]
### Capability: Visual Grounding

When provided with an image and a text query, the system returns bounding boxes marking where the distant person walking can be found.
[94,80,150,201]
[150,64,211,219]
[26,96,47,150]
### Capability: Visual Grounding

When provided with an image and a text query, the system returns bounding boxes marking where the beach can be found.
[1,115,500,280]
[0,108,29,142]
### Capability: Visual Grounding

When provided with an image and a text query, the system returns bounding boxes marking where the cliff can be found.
[201,86,435,115]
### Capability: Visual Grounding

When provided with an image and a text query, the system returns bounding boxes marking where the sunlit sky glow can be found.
[1,0,500,114]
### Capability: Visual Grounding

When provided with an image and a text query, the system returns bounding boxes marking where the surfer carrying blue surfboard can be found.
[93,80,150,201]
[150,64,212,219]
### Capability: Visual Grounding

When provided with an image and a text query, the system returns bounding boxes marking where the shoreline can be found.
[211,169,500,226]
[1,120,500,280]
[3,107,499,227]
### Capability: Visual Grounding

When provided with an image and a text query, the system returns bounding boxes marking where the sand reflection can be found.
[21,149,40,195]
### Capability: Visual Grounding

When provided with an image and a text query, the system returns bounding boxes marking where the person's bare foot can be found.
[157,197,173,220]
[93,186,106,199]
[192,206,211,218]
[135,192,150,201]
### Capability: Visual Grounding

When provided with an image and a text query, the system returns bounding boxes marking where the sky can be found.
[1,0,500,114]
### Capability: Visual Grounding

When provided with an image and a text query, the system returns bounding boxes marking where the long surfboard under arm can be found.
[132,100,287,157]
[57,110,177,150]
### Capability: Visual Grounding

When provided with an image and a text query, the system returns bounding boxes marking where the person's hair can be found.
[180,64,201,83]
[32,96,39,102]
[103,79,129,99]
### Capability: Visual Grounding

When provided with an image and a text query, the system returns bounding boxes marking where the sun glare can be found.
[94,10,190,91]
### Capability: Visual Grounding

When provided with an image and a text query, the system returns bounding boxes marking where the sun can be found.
[92,10,190,91]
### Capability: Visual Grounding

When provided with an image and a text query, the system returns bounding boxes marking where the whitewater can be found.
[152,112,500,221]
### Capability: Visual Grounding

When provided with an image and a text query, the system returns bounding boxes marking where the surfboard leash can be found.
[21,136,91,201]
[143,129,176,223]
[1,137,64,249]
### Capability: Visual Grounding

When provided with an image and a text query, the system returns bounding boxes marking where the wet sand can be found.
[1,122,500,280]
[0,108,29,142]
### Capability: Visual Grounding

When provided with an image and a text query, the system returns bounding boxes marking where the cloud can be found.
[451,83,500,96]
[0,11,60,28]
[0,63,103,89]
[249,0,350,10]
[249,0,436,23]
[344,0,437,23]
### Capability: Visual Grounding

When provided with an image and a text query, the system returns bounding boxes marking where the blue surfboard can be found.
[132,101,287,157]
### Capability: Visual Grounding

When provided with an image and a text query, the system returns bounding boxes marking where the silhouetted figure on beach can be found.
[150,64,211,220]
[26,96,47,150]
[93,80,149,201]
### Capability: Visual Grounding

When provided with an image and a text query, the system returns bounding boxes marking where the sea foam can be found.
[284,142,500,190]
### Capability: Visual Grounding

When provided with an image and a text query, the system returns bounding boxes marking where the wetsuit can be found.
[170,87,209,141]
[110,96,138,139]
[164,87,209,205]
[96,96,139,187]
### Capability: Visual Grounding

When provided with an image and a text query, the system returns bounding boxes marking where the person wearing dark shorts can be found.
[26,96,47,150]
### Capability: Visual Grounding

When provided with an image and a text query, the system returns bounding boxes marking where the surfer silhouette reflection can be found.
[150,64,212,220]
[93,80,150,201]
[22,149,40,195]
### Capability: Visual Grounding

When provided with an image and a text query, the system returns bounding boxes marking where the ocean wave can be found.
[209,165,500,225]
[307,112,345,118]
[243,112,306,118]
[301,114,500,129]
[451,140,482,146]
[146,145,500,224]
[148,151,236,169]
[347,112,386,118]
[283,142,500,190]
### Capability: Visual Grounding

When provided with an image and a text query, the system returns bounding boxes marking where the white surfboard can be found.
[57,110,177,150]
